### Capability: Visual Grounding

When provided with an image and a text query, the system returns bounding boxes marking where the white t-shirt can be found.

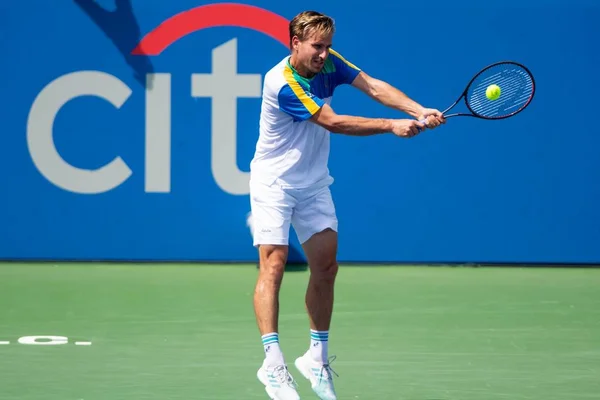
[250,49,361,189]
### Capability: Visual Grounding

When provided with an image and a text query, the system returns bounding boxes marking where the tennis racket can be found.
[419,61,535,127]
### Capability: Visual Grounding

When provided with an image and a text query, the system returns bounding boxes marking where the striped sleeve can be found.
[278,78,325,122]
[330,49,361,86]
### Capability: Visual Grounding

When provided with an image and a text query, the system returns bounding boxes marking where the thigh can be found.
[302,228,338,271]
[250,180,296,247]
[292,185,338,245]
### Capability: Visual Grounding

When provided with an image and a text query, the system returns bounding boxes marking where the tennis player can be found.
[250,10,445,400]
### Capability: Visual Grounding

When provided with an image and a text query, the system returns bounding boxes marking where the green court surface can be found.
[1,263,599,399]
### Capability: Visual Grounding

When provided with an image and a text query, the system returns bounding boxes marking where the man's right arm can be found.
[311,103,423,137]
[274,80,423,137]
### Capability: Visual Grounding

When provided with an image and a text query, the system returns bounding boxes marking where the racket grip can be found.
[417,118,427,131]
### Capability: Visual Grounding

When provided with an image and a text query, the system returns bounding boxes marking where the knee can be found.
[259,252,286,285]
[312,260,338,283]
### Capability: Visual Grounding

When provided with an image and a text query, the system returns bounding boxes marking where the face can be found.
[292,30,333,77]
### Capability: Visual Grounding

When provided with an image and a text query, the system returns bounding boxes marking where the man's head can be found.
[289,11,335,77]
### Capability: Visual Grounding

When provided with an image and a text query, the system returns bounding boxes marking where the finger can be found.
[415,122,424,134]
[426,116,438,128]
[427,116,439,127]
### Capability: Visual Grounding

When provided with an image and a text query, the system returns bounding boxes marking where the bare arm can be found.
[310,103,423,138]
[351,71,445,128]
[310,103,391,136]
[351,71,426,118]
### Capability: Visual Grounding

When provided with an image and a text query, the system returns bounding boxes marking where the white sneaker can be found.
[294,352,338,400]
[257,362,301,400]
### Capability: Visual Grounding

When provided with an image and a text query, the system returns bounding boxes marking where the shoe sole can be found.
[294,357,337,400]
[257,370,276,399]
[257,369,299,400]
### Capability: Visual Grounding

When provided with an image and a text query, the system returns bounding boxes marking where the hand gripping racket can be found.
[419,61,535,127]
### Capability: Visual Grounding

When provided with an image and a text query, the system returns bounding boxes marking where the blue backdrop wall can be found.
[1,0,599,263]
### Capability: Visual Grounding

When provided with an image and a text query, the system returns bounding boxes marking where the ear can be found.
[291,36,300,51]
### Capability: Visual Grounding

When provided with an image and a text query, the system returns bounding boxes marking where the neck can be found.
[289,54,315,79]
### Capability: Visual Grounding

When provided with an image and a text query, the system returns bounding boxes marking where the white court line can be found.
[75,342,92,346]
[0,341,10,345]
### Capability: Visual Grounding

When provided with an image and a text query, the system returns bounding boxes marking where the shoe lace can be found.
[273,365,298,389]
[318,355,339,385]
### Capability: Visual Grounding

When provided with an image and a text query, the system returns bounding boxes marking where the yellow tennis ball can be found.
[486,84,501,101]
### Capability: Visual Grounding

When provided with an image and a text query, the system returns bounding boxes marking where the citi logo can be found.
[27,3,289,195]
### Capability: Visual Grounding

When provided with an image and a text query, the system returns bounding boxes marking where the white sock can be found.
[309,329,329,363]
[262,332,285,367]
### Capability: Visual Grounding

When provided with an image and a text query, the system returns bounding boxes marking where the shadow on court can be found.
[74,0,154,89]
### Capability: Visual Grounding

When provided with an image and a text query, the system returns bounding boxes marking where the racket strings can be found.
[467,64,534,118]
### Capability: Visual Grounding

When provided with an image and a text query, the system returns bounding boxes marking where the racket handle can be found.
[417,118,427,131]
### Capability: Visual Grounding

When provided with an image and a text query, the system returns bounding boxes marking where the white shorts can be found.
[249,179,338,246]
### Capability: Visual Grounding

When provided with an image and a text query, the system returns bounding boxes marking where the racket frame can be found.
[443,61,536,120]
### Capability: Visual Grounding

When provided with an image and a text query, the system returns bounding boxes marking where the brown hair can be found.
[289,11,335,48]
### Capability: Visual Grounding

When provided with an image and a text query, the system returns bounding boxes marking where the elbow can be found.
[368,81,382,101]
[324,115,346,134]
[311,104,346,133]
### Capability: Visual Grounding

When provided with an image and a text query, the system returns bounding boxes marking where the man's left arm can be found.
[351,71,445,127]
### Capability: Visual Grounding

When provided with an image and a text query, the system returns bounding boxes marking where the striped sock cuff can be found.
[262,333,279,346]
[310,330,329,342]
